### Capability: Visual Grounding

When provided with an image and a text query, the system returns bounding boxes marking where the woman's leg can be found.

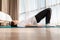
[46,8,51,24]
[35,9,47,23]
[35,8,51,24]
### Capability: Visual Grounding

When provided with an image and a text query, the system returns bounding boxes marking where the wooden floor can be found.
[0,28,60,40]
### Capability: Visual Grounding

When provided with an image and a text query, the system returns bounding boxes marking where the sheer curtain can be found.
[46,0,60,26]
[19,0,38,21]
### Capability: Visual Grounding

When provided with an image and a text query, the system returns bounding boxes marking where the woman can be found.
[16,8,52,27]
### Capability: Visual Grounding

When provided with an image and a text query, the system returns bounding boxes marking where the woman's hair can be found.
[10,21,17,27]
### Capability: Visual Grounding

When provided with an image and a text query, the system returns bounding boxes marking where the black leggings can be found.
[35,8,51,24]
